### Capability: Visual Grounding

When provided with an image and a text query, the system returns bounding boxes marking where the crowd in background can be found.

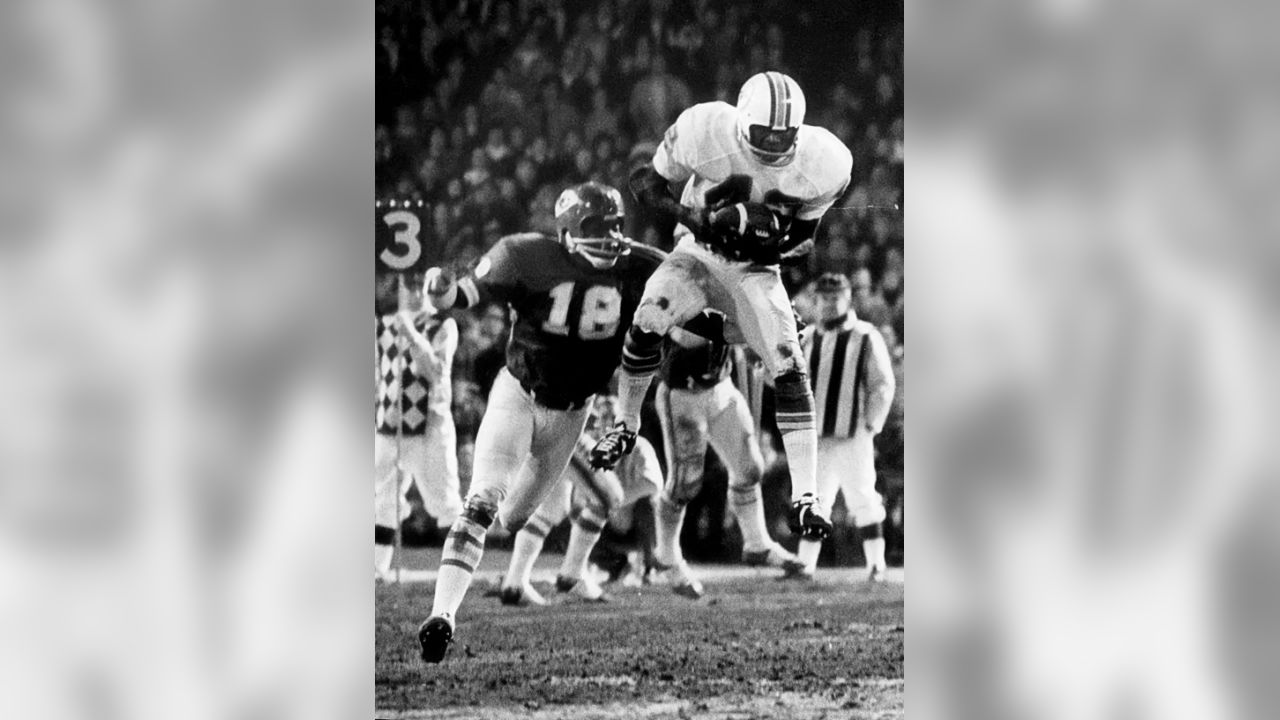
[376,0,904,565]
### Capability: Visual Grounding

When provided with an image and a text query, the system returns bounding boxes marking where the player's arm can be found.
[425,237,524,311]
[629,164,707,234]
[861,329,898,434]
[630,106,708,233]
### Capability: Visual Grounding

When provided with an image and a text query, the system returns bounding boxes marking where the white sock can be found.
[430,517,487,619]
[779,427,818,500]
[374,544,395,576]
[729,483,770,552]
[796,537,822,573]
[617,370,654,431]
[502,522,548,589]
[653,495,686,566]
[863,537,886,571]
[559,509,606,581]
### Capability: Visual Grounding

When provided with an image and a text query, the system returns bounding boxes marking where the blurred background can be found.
[374,0,904,566]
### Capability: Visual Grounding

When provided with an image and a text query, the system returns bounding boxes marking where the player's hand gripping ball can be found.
[708,202,783,262]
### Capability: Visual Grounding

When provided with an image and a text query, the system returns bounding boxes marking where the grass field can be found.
[376,547,904,719]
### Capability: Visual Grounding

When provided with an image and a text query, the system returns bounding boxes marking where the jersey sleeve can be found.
[461,234,529,306]
[797,132,854,221]
[861,328,897,434]
[652,105,706,183]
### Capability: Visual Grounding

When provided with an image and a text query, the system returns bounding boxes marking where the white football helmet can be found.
[736,71,806,164]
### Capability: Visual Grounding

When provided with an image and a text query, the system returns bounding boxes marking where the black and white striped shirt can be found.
[801,314,896,439]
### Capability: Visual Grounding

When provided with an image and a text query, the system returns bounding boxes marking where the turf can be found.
[376,553,903,719]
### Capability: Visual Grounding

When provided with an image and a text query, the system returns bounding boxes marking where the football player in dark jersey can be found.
[416,182,665,664]
[651,310,805,598]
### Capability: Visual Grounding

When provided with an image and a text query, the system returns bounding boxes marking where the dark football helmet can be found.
[553,182,631,268]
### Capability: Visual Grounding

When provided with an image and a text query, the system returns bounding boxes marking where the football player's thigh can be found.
[657,384,710,503]
[706,384,764,483]
[470,371,536,505]
[840,432,885,524]
[500,406,591,530]
[531,473,573,528]
[729,268,803,377]
[816,437,854,515]
[633,252,711,335]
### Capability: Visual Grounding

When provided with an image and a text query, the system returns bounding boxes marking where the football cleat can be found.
[780,564,816,582]
[417,614,454,664]
[652,560,704,600]
[499,583,548,607]
[736,71,806,164]
[867,565,886,583]
[742,542,807,575]
[589,422,637,470]
[554,182,632,269]
[788,494,833,540]
[555,574,610,603]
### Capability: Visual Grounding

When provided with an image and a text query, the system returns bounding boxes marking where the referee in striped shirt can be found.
[793,272,897,581]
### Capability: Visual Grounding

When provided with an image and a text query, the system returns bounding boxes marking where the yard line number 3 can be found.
[541,282,623,340]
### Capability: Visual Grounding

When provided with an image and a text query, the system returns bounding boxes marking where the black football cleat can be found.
[589,422,637,470]
[788,494,833,540]
[417,615,454,664]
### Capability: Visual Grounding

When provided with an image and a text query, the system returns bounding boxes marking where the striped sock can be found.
[653,495,686,567]
[431,516,487,619]
[729,483,770,552]
[774,373,817,499]
[619,328,662,429]
[503,517,550,589]
[560,508,607,581]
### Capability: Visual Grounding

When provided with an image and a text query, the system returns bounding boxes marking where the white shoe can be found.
[743,542,806,574]
[500,582,548,606]
[867,565,886,583]
[556,574,610,602]
[654,560,704,599]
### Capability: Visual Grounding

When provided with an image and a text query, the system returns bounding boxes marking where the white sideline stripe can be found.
[383,565,904,585]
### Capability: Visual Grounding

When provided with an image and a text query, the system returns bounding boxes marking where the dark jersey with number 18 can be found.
[471,233,664,406]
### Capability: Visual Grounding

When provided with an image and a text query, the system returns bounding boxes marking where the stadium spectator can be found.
[851,267,893,328]
[628,53,691,142]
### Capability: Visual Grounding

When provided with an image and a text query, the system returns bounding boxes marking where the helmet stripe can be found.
[781,76,792,127]
[768,72,786,128]
[765,72,778,130]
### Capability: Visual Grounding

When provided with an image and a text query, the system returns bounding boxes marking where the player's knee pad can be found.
[773,370,815,431]
[461,494,498,529]
[728,460,763,491]
[633,299,677,337]
[569,506,607,534]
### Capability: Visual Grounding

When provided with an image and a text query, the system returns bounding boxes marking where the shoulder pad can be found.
[798,126,854,190]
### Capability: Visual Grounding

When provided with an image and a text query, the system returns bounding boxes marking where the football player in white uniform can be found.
[498,395,662,606]
[590,71,852,542]
[652,309,805,599]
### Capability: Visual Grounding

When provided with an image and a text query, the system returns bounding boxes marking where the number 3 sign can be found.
[375,202,432,273]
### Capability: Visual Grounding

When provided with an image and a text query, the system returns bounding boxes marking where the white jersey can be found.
[652,101,853,237]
